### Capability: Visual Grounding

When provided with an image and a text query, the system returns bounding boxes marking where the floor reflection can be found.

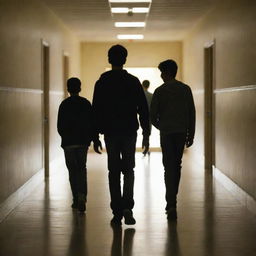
[203,172,216,256]
[165,222,181,256]
[42,179,51,256]
[66,213,88,256]
[0,153,255,256]
[110,226,136,256]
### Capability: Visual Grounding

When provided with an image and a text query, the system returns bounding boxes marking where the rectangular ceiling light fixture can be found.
[111,7,149,13]
[111,7,129,13]
[109,0,151,3]
[132,7,150,13]
[115,22,146,27]
[117,34,144,39]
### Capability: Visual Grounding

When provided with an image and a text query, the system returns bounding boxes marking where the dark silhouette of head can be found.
[142,80,150,89]
[108,44,128,66]
[67,77,81,94]
[158,59,178,81]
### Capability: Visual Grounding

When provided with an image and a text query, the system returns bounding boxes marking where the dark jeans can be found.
[104,134,137,217]
[64,146,88,203]
[160,133,186,210]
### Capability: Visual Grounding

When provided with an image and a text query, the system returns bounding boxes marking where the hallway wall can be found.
[183,0,256,199]
[0,0,81,204]
[80,42,183,102]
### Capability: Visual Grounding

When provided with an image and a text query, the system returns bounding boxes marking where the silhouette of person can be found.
[57,77,102,213]
[92,45,150,225]
[142,80,153,155]
[150,60,196,220]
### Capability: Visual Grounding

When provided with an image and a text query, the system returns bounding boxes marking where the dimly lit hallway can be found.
[1,0,256,254]
[0,152,255,256]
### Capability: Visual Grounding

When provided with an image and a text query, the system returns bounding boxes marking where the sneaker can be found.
[78,194,86,213]
[167,208,177,221]
[123,209,136,225]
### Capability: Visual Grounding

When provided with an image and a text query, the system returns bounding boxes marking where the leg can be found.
[173,133,187,197]
[75,147,88,198]
[105,136,123,218]
[121,134,137,210]
[64,148,78,206]
[75,147,88,212]
[121,134,137,225]
[160,133,186,211]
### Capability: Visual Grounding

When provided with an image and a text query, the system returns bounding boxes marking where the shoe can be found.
[123,209,136,225]
[78,194,86,213]
[110,216,122,226]
[167,208,177,221]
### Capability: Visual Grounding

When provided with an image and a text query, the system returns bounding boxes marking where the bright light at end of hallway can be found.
[117,34,144,39]
[115,22,146,27]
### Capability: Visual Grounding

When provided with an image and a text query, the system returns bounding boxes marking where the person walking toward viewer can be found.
[57,77,102,213]
[150,60,196,220]
[92,45,150,225]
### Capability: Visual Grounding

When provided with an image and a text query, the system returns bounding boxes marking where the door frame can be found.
[63,51,69,99]
[204,40,216,171]
[41,40,50,178]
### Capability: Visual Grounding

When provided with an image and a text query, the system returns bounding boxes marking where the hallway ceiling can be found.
[42,0,215,42]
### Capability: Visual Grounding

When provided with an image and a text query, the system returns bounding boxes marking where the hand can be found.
[142,135,149,155]
[186,137,193,148]
[93,140,102,154]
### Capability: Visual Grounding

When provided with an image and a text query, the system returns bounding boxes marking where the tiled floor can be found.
[0,152,255,256]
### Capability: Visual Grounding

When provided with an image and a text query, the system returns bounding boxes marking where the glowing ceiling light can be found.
[132,7,150,13]
[115,22,146,27]
[117,34,144,39]
[111,7,149,13]
[111,7,129,13]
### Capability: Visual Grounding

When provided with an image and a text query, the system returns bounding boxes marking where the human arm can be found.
[136,80,150,154]
[93,138,102,154]
[142,136,149,155]
[186,88,196,148]
[150,91,160,130]
[57,103,65,137]
[92,80,104,153]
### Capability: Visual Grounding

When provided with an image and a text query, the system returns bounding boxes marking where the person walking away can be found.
[150,59,196,220]
[57,77,102,213]
[92,45,150,225]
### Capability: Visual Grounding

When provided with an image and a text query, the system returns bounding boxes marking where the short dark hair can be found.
[142,80,150,89]
[67,77,81,94]
[108,44,128,66]
[158,59,178,78]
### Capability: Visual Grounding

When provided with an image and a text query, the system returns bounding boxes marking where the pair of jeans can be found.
[160,132,186,210]
[104,134,137,217]
[64,146,88,203]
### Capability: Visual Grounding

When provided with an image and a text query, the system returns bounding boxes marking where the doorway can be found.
[204,42,215,171]
[42,41,50,178]
[63,53,69,99]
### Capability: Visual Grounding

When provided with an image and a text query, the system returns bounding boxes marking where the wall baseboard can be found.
[213,166,256,215]
[0,157,63,223]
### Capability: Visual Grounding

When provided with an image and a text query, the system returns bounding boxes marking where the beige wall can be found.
[81,42,182,102]
[183,0,256,198]
[0,0,81,203]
